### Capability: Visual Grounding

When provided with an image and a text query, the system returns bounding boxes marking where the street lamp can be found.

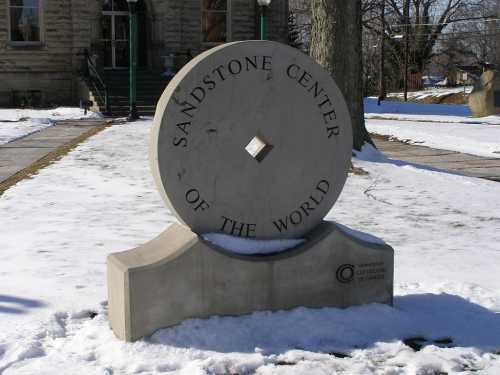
[257,0,271,40]
[127,0,139,121]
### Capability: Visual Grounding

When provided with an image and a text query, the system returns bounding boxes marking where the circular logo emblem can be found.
[151,41,352,239]
[336,264,355,283]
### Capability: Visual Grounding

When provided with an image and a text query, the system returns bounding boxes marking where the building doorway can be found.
[100,0,147,69]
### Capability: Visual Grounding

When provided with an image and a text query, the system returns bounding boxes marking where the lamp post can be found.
[390,33,409,102]
[127,0,139,121]
[257,0,271,40]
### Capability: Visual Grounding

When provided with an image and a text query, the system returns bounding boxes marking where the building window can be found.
[9,0,41,43]
[102,0,128,12]
[202,0,228,43]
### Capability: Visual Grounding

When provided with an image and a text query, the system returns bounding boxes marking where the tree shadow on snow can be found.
[0,295,46,314]
[147,293,500,355]
[354,144,469,178]
[364,98,472,117]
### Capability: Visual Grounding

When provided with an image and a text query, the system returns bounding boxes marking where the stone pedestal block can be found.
[107,222,394,342]
[469,70,500,117]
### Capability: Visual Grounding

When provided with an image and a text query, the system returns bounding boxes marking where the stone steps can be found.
[90,70,169,117]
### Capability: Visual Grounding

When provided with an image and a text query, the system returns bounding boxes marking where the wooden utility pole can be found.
[403,0,410,101]
[497,0,500,68]
[378,0,386,105]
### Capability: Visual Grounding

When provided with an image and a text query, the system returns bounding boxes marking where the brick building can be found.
[0,0,289,114]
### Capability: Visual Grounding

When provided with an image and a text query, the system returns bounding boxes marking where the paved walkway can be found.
[0,119,109,189]
[373,135,500,182]
[1,121,499,192]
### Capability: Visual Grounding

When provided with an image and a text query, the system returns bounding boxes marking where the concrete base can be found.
[107,222,394,342]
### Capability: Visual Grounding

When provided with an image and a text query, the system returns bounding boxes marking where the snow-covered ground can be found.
[365,98,500,158]
[0,119,499,374]
[0,108,101,145]
[387,86,472,101]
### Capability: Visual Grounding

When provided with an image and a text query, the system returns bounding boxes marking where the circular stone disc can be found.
[151,41,352,239]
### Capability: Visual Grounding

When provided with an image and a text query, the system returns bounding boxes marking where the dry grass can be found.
[350,165,369,176]
[386,92,469,105]
[420,92,468,105]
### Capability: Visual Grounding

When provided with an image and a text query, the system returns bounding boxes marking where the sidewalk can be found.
[1,121,498,195]
[0,119,110,192]
[373,134,500,182]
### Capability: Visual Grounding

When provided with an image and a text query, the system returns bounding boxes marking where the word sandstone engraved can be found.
[172,55,272,149]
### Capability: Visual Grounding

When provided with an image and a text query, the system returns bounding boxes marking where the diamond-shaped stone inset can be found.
[245,135,273,162]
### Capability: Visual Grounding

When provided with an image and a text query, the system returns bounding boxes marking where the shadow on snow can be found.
[354,143,468,178]
[146,293,500,355]
[0,295,46,315]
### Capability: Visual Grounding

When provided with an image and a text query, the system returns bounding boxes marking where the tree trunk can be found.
[310,0,373,151]
[378,0,386,105]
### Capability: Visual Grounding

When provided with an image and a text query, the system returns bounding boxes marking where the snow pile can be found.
[202,222,387,255]
[201,222,386,255]
[366,118,500,158]
[0,107,102,122]
[202,233,305,255]
[0,107,101,145]
[387,86,472,101]
[2,293,499,374]
[0,119,499,373]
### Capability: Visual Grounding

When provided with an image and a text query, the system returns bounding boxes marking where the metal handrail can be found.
[81,49,110,114]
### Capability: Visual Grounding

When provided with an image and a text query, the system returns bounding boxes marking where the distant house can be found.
[408,72,423,90]
[422,75,444,87]
[0,0,289,114]
[456,64,496,86]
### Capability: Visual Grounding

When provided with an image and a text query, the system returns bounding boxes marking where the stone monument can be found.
[469,70,500,117]
[107,41,394,342]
